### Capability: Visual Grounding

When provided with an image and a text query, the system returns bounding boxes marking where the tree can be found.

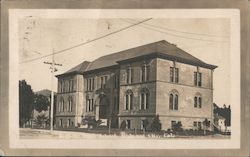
[203,118,210,135]
[224,105,231,131]
[150,115,162,132]
[34,94,50,112]
[172,121,183,132]
[120,120,126,131]
[19,80,34,127]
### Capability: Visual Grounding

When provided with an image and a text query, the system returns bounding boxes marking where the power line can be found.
[127,19,229,38]
[121,19,229,43]
[20,18,152,64]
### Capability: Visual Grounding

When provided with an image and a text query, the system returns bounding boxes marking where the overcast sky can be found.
[19,17,230,106]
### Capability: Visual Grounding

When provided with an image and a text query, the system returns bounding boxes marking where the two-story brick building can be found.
[55,40,217,130]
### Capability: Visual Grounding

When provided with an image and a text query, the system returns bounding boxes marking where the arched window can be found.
[194,93,202,108]
[68,97,73,112]
[169,90,178,110]
[61,99,64,112]
[140,88,150,110]
[125,89,133,110]
[59,98,64,112]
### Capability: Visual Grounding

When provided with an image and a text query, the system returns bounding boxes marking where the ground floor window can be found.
[126,120,131,129]
[171,120,176,129]
[68,119,71,127]
[193,121,202,130]
[198,122,202,129]
[141,119,148,130]
[60,119,63,127]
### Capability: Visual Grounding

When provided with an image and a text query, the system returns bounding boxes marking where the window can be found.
[141,120,148,130]
[67,119,71,127]
[170,67,174,82]
[68,98,73,112]
[194,72,197,86]
[60,119,63,127]
[193,121,197,127]
[126,66,133,84]
[194,95,202,108]
[59,99,64,112]
[141,63,150,82]
[193,121,202,129]
[125,95,129,110]
[175,68,179,83]
[91,99,94,111]
[125,90,133,110]
[61,80,65,92]
[140,88,149,110]
[86,99,94,112]
[87,78,95,91]
[59,80,62,93]
[58,101,61,112]
[198,73,202,86]
[194,96,197,108]
[100,76,108,89]
[171,121,176,129]
[170,67,179,83]
[198,122,202,129]
[198,97,202,108]
[61,100,64,112]
[126,120,131,129]
[169,94,173,110]
[194,68,202,87]
[169,91,178,110]
[68,79,74,92]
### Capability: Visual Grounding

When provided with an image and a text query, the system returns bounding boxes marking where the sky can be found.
[19,17,230,106]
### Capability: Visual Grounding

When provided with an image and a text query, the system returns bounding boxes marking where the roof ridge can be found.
[94,40,166,60]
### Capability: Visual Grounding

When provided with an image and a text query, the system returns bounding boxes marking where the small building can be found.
[55,40,217,130]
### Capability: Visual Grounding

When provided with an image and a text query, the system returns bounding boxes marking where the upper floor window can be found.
[140,88,149,110]
[194,95,202,108]
[125,90,133,110]
[169,90,178,110]
[141,63,150,82]
[170,66,179,83]
[68,79,74,92]
[87,78,94,91]
[194,67,202,87]
[61,80,65,93]
[60,79,74,93]
[100,76,108,89]
[59,80,62,92]
[126,66,133,84]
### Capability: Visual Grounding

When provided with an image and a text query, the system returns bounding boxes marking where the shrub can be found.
[150,115,162,132]
[120,120,126,131]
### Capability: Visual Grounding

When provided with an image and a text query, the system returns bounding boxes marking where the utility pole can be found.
[44,49,62,133]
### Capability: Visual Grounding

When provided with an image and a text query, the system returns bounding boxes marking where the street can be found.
[19,128,230,139]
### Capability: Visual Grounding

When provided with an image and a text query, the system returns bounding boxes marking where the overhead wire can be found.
[20,18,152,64]
[121,19,229,43]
